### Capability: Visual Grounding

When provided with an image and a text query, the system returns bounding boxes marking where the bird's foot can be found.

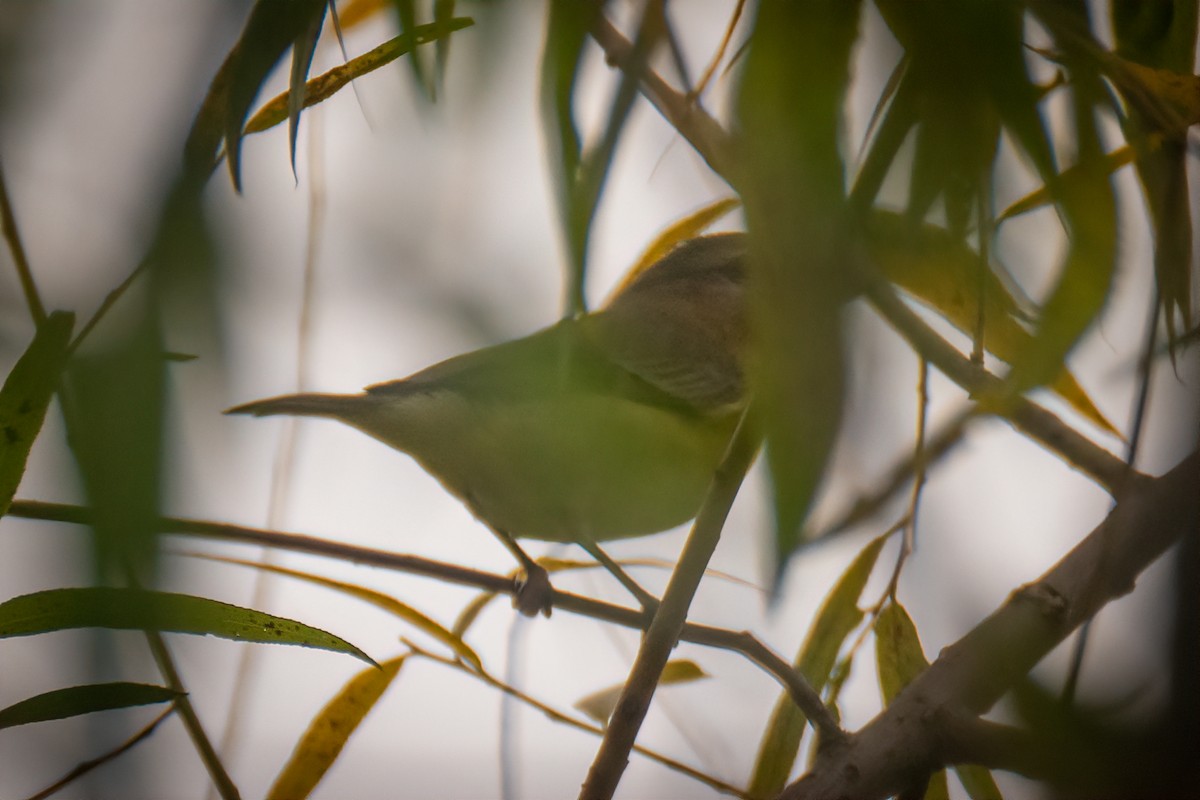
[513,562,554,618]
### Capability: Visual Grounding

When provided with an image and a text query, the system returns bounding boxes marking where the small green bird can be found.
[227,233,749,615]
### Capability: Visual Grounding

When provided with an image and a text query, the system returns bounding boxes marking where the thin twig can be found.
[579,410,790,800]
[0,160,48,325]
[67,256,152,355]
[24,705,177,800]
[122,563,241,800]
[7,498,831,733]
[404,641,750,798]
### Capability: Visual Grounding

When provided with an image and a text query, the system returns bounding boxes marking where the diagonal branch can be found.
[780,448,1200,800]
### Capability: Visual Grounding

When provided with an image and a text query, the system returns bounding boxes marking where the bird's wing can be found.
[366,320,692,413]
[584,233,748,413]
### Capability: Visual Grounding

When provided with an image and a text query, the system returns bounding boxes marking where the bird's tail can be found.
[225,393,364,419]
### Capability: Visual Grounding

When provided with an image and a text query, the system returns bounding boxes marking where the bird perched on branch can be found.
[227,233,749,616]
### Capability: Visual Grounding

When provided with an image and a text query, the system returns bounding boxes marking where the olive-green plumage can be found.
[226,234,748,545]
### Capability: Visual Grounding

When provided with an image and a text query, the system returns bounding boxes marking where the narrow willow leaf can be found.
[0,587,373,664]
[606,197,742,303]
[1011,7,1118,394]
[737,2,859,581]
[866,211,1120,436]
[998,147,1134,222]
[194,552,481,670]
[539,1,592,313]
[338,0,388,31]
[451,590,497,638]
[925,770,951,800]
[267,656,405,800]
[1112,2,1200,349]
[574,660,709,725]
[389,0,432,100]
[183,0,327,188]
[433,0,456,93]
[874,602,951,800]
[0,682,180,730]
[0,311,73,518]
[288,3,327,173]
[244,18,474,135]
[956,763,1004,800]
[748,534,885,798]
[874,600,928,702]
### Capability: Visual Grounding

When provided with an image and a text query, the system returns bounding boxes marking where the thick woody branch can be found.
[780,449,1200,800]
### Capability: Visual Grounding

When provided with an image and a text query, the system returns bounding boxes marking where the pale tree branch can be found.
[781,449,1200,799]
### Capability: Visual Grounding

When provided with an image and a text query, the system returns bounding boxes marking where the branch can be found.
[6,498,834,742]
[781,449,1200,800]
[580,410,783,800]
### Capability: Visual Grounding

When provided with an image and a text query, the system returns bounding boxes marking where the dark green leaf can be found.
[539,1,595,314]
[736,2,859,581]
[1011,4,1118,392]
[0,310,73,518]
[0,587,374,664]
[64,307,166,578]
[0,682,180,730]
[184,0,326,189]
[245,18,475,136]
[1113,3,1198,353]
[390,0,433,100]
[288,2,327,174]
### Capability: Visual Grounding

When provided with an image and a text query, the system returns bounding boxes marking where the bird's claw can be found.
[513,563,553,618]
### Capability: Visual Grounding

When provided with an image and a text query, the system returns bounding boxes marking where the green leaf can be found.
[244,18,475,135]
[748,534,885,798]
[184,0,327,188]
[736,2,859,580]
[0,682,180,730]
[63,307,167,578]
[865,211,1120,436]
[194,552,482,670]
[389,0,433,100]
[267,656,405,800]
[287,1,327,174]
[1010,5,1118,393]
[0,310,73,518]
[874,600,928,703]
[574,660,708,725]
[0,587,374,664]
[539,1,594,314]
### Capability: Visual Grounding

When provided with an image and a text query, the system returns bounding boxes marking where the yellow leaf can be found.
[574,659,709,724]
[244,18,474,135]
[867,211,1121,437]
[267,656,405,800]
[605,197,741,304]
[337,0,389,32]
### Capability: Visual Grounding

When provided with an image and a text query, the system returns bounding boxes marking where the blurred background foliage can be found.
[0,1,1196,798]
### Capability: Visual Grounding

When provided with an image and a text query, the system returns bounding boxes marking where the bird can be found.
[226,233,749,615]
